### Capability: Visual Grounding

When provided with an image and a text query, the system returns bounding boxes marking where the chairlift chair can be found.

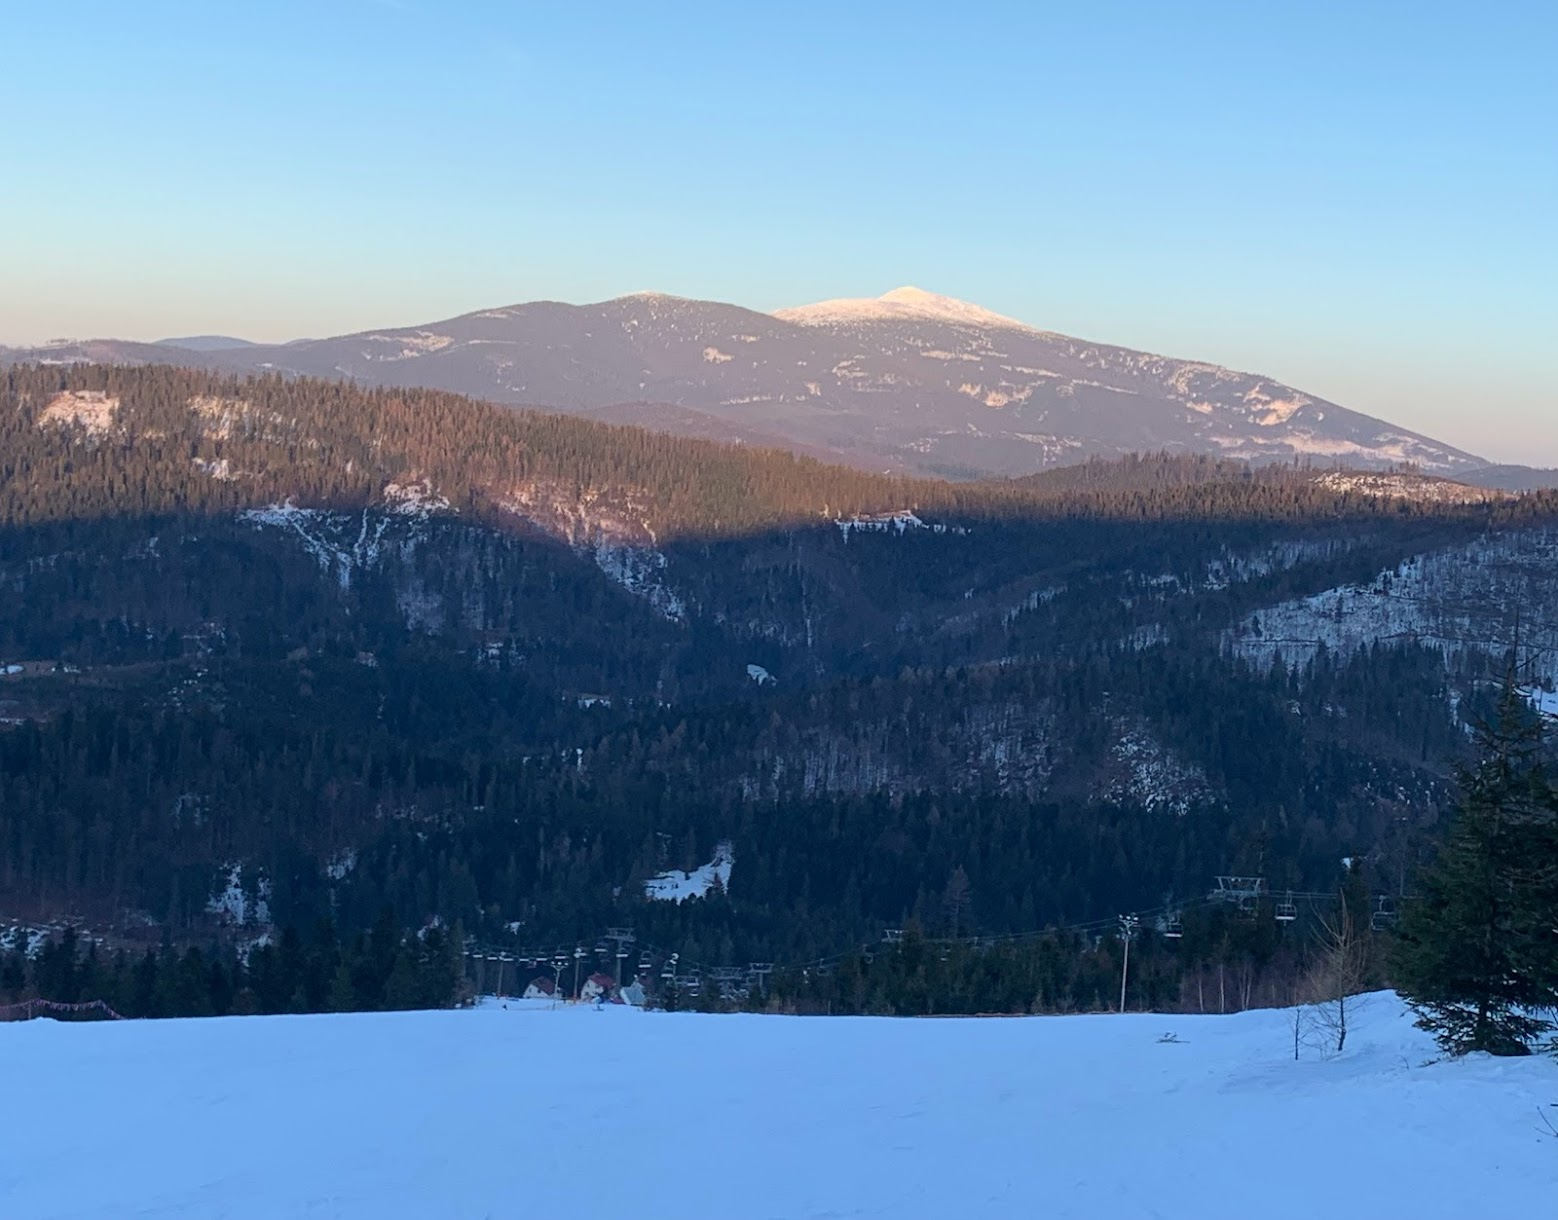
[1214,876,1267,906]
[1276,894,1298,923]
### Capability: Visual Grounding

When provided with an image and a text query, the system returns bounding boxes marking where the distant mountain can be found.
[3,338,184,364]
[3,287,1487,478]
[156,335,259,352]
[1457,464,1558,493]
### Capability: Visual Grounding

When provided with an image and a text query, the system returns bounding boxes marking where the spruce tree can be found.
[1392,675,1558,1055]
[383,947,423,1011]
[328,962,357,1013]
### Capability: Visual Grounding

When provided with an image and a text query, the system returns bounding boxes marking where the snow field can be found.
[643,840,735,902]
[1,994,1552,1219]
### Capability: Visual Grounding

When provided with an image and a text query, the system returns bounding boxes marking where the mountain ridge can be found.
[2,288,1488,479]
[2,362,1555,988]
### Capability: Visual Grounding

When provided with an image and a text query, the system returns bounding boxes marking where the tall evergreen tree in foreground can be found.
[1393,674,1558,1055]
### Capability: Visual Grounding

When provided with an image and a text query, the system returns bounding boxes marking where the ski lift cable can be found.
[471,883,1402,990]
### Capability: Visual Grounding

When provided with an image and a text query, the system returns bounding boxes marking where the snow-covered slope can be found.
[3,994,1551,1219]
[775,285,1037,331]
[1231,526,1558,693]
[644,840,734,901]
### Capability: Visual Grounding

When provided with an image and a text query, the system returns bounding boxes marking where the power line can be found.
[1117,915,1139,1014]
[467,881,1382,998]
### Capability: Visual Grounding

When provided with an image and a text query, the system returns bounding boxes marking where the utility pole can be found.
[606,927,635,997]
[1118,915,1139,1014]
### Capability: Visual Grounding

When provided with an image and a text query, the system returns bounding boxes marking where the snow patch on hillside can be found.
[186,395,298,445]
[240,503,393,591]
[1313,472,1503,504]
[496,480,687,621]
[326,851,356,882]
[1276,434,1431,464]
[1242,386,1311,425]
[836,510,963,539]
[3,924,54,959]
[192,457,237,481]
[958,381,1034,408]
[1108,724,1213,814]
[644,841,733,901]
[383,480,453,517]
[362,331,455,360]
[239,501,449,600]
[592,542,685,621]
[240,503,357,587]
[1230,528,1558,691]
[208,864,271,927]
[498,479,657,547]
[187,395,250,440]
[39,390,119,436]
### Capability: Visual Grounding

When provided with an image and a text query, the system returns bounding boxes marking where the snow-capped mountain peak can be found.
[775,286,1037,332]
[6,288,1492,479]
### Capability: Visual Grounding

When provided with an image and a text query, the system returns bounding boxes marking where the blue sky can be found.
[4,1,1554,462]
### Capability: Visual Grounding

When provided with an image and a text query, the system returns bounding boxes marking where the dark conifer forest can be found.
[3,364,1556,1020]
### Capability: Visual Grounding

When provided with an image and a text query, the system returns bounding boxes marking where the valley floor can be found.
[2,994,1552,1219]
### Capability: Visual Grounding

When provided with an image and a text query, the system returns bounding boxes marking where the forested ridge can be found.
[7,365,1553,534]
[3,363,1556,1019]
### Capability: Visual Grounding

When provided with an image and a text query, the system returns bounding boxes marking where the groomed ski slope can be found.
[3,994,1553,1219]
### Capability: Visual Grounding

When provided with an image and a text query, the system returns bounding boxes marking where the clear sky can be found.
[4,1,1554,463]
